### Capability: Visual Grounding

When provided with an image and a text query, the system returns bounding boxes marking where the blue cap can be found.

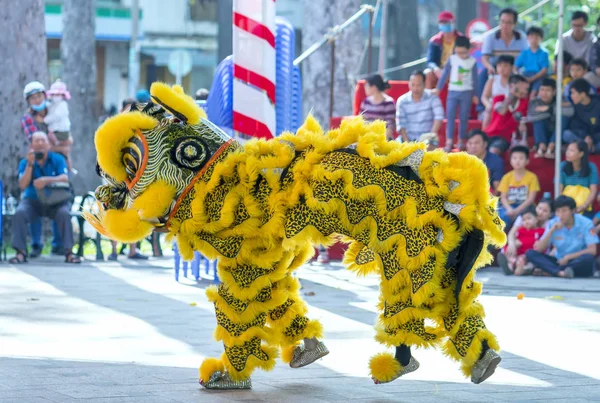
[136,89,151,103]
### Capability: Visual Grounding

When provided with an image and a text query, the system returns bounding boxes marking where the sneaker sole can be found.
[472,355,501,384]
[290,348,329,368]
[373,357,420,384]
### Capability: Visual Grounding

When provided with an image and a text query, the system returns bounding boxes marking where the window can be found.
[188,0,217,22]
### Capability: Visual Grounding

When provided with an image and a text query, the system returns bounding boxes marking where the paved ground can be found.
[1,255,599,402]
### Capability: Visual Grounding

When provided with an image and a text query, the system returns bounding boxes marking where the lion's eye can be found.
[121,136,144,179]
[170,136,208,171]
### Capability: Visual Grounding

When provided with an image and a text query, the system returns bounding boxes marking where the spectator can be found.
[106,98,149,261]
[480,55,514,127]
[9,132,80,264]
[433,36,478,151]
[524,77,557,158]
[466,129,504,193]
[550,51,574,88]
[593,208,600,233]
[563,78,600,153]
[559,140,598,217]
[564,59,596,103]
[485,74,530,155]
[497,145,540,226]
[557,11,596,62]
[45,79,73,164]
[195,88,209,101]
[21,81,62,257]
[502,206,546,276]
[396,70,444,142]
[499,198,554,275]
[21,81,48,142]
[585,15,600,89]
[425,11,464,89]
[136,89,151,103]
[526,195,598,278]
[360,74,396,140]
[515,26,549,98]
[478,8,527,101]
[419,132,439,151]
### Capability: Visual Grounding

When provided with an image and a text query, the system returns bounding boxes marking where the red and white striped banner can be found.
[233,0,276,139]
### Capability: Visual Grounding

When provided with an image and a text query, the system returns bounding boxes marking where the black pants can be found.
[525,250,595,277]
[12,199,74,253]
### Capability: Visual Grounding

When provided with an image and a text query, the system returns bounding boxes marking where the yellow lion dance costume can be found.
[88,83,505,390]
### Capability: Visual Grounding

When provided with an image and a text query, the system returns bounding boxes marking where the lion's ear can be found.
[150,82,206,125]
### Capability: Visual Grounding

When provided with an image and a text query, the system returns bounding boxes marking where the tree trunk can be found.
[388,0,422,80]
[301,0,362,128]
[0,0,48,197]
[61,0,100,195]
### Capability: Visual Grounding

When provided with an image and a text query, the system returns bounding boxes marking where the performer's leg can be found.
[369,249,440,384]
[200,250,292,389]
[438,264,500,384]
[269,244,328,368]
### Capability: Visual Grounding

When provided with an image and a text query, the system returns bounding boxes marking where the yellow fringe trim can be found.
[374,321,442,349]
[199,357,224,383]
[369,352,401,382]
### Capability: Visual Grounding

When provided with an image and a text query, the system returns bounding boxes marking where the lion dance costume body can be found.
[88,83,506,390]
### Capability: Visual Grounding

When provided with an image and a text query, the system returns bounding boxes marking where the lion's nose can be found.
[94,185,127,210]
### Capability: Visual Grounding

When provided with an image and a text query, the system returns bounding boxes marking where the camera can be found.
[34,151,45,160]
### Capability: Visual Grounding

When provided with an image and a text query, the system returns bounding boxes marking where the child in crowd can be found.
[432,36,478,151]
[564,59,596,103]
[497,145,540,226]
[486,74,530,155]
[523,78,557,158]
[481,55,514,127]
[563,78,600,153]
[515,26,549,99]
[44,79,72,162]
[506,206,546,275]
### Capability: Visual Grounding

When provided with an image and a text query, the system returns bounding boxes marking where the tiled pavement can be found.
[0,256,599,402]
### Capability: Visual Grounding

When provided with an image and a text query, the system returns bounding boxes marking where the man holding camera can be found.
[9,132,80,264]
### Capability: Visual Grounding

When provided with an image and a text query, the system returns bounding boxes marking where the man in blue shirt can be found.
[526,196,598,277]
[9,132,80,264]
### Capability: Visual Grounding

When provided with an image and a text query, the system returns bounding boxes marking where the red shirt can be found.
[515,227,545,256]
[485,95,528,140]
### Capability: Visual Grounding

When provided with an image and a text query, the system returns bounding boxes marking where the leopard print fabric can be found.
[451,315,487,357]
[269,298,295,321]
[216,307,267,338]
[384,318,437,342]
[355,245,375,265]
[224,336,270,372]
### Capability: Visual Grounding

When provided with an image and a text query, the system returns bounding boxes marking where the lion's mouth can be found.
[82,202,168,240]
